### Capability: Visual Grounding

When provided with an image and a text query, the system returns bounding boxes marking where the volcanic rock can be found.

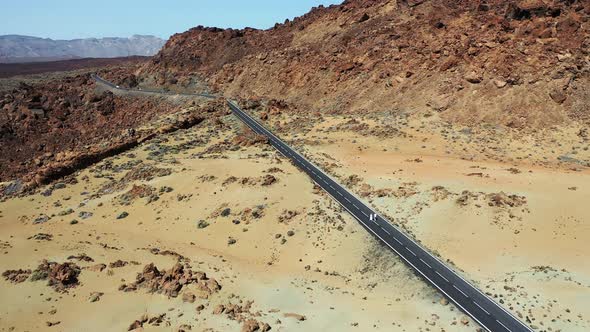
[2,269,32,283]
[30,260,81,292]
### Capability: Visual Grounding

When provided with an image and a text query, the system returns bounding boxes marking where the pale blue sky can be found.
[1,0,343,40]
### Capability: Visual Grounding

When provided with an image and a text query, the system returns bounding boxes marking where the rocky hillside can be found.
[0,35,165,63]
[140,0,590,130]
[0,67,223,187]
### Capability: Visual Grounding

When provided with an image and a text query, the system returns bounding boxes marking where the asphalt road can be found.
[227,100,534,332]
[92,74,216,99]
[90,74,533,332]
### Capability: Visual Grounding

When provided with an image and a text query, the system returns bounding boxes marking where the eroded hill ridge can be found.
[139,0,589,129]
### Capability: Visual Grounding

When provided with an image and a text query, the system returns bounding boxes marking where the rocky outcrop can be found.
[212,300,272,332]
[118,263,221,299]
[29,260,81,292]
[2,269,31,283]
[0,76,225,193]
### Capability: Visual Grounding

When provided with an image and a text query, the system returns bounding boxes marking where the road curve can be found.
[92,74,217,99]
[227,100,534,332]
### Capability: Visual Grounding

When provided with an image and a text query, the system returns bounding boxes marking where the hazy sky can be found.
[1,0,343,40]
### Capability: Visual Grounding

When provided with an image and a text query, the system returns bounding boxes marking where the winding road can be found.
[92,74,216,99]
[93,75,534,332]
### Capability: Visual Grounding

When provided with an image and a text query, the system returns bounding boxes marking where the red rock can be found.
[128,320,143,331]
[261,175,277,186]
[241,319,260,332]
[464,71,483,84]
[2,269,31,283]
[109,259,129,269]
[549,89,567,104]
[120,263,221,299]
[213,304,226,315]
[30,260,81,292]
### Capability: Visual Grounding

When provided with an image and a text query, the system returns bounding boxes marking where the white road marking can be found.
[329,185,335,190]
[406,247,417,256]
[474,301,491,315]
[380,227,391,235]
[435,270,450,283]
[337,192,343,196]
[344,197,351,203]
[419,258,432,269]
[352,204,360,210]
[453,285,469,298]
[361,211,368,217]
[496,319,513,332]
[393,237,403,245]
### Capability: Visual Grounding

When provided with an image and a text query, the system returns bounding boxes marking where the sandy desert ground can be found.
[1,100,589,332]
[0,105,483,332]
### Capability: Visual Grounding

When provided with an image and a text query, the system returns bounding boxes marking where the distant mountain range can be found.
[0,35,166,63]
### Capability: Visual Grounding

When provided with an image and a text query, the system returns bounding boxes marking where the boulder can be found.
[464,71,483,84]
[241,319,260,332]
[493,80,507,88]
[460,315,470,325]
[182,292,196,303]
[549,89,567,104]
[506,0,548,20]
[29,260,81,292]
[88,292,103,302]
[213,304,226,315]
[358,13,370,23]
[261,175,277,186]
[87,264,107,272]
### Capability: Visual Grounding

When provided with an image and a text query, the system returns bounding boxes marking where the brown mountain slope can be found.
[140,0,590,130]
